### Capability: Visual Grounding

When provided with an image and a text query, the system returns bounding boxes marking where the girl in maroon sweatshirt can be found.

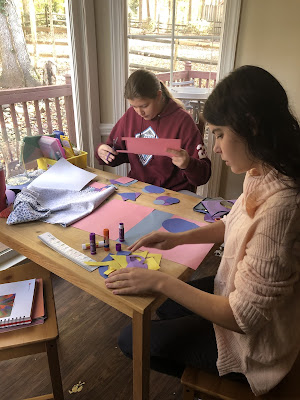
[95,69,211,192]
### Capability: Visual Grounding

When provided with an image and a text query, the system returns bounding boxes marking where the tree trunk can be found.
[22,0,30,26]
[48,0,56,60]
[0,12,25,88]
[28,0,38,68]
[167,0,172,26]
[0,0,40,88]
[139,0,142,22]
[146,0,150,19]
[188,0,192,23]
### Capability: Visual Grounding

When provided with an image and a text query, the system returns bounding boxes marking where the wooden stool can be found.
[0,262,64,400]
[181,352,300,400]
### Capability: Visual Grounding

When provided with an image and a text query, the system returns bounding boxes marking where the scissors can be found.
[106,137,118,161]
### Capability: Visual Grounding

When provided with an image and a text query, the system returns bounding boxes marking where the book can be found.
[0,278,47,333]
[0,278,36,328]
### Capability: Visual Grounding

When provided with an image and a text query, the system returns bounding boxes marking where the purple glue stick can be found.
[119,222,125,242]
[90,232,96,255]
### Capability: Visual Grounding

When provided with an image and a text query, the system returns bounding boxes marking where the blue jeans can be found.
[118,275,246,381]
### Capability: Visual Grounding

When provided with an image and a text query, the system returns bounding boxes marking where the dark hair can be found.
[124,69,184,108]
[203,65,300,183]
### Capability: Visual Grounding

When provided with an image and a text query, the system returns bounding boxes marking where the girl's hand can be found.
[128,231,181,252]
[167,148,190,169]
[105,268,164,295]
[97,144,118,164]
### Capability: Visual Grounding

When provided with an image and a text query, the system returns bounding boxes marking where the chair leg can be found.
[46,339,64,400]
[183,384,195,400]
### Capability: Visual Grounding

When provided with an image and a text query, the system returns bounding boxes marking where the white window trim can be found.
[65,0,101,168]
[199,0,242,197]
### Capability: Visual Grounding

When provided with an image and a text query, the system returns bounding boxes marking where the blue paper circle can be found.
[143,185,165,194]
[154,199,165,205]
[162,218,199,233]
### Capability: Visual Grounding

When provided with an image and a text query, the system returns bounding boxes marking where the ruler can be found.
[38,232,98,272]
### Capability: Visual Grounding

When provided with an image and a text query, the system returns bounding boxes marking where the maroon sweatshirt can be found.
[95,99,211,192]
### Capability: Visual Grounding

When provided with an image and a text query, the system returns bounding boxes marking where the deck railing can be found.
[0,75,75,165]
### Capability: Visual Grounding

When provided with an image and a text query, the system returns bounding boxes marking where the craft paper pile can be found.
[7,159,116,226]
[85,250,162,278]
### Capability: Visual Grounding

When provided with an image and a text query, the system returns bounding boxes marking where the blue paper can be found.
[162,218,199,233]
[124,209,173,246]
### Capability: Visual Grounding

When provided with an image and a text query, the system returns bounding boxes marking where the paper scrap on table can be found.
[113,176,135,184]
[162,217,198,233]
[143,185,165,194]
[28,158,96,191]
[92,250,162,278]
[110,179,138,186]
[118,137,181,157]
[89,182,111,191]
[118,192,141,201]
[154,196,180,206]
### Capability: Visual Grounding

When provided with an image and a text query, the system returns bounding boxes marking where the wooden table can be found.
[0,168,206,400]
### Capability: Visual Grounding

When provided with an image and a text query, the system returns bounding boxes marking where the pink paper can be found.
[142,217,214,270]
[114,176,135,184]
[72,198,154,240]
[118,137,182,157]
[89,182,108,190]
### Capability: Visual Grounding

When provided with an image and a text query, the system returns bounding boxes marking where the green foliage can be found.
[0,0,7,14]
[33,0,65,15]
[128,0,139,16]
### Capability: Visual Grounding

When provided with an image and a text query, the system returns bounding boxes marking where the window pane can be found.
[127,0,223,86]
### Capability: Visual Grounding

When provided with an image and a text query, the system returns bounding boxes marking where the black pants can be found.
[118,276,246,381]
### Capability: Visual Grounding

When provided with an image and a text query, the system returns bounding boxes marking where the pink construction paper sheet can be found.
[118,137,182,157]
[142,216,214,270]
[72,198,154,240]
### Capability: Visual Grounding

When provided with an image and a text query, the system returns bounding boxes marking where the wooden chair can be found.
[181,352,300,400]
[0,261,64,400]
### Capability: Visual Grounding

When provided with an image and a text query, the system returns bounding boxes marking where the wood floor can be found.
[1,247,221,400]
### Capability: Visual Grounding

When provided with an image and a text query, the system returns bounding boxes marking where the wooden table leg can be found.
[132,308,151,400]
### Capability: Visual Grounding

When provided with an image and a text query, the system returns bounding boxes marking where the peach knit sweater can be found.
[214,169,300,396]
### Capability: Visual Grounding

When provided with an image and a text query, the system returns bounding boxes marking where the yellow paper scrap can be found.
[68,381,85,394]
[132,251,148,259]
[85,260,121,269]
[104,267,117,276]
[147,253,162,265]
[110,255,128,269]
[145,257,160,270]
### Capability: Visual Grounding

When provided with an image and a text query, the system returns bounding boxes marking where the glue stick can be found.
[103,228,110,251]
[119,222,125,242]
[82,241,104,250]
[90,232,96,255]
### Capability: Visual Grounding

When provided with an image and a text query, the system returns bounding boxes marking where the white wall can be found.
[219,0,300,199]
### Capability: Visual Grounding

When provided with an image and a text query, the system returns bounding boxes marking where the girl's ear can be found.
[156,90,162,100]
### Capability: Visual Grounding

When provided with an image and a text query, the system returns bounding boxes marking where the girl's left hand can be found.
[105,268,163,295]
[167,148,190,169]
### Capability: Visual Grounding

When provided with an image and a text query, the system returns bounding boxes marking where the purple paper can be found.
[143,185,165,194]
[201,199,236,218]
[153,199,165,205]
[126,255,147,268]
[118,192,141,201]
[162,218,199,233]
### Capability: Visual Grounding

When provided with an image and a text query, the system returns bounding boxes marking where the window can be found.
[125,0,241,196]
